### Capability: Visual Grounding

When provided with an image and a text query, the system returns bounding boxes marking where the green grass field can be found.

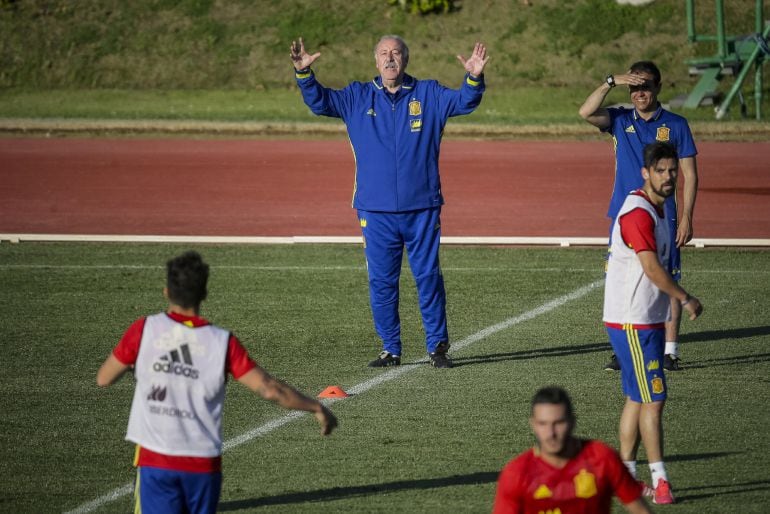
[1,242,768,513]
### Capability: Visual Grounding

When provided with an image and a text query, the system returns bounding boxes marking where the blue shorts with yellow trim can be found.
[135,466,221,514]
[607,325,667,403]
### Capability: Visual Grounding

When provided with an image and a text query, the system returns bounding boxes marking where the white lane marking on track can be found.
[65,279,601,513]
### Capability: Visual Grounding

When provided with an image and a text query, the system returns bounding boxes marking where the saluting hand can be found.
[290,37,321,71]
[457,42,489,77]
[611,73,648,87]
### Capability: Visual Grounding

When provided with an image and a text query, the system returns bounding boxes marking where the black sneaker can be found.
[368,351,401,368]
[663,354,681,371]
[429,342,453,368]
[603,353,621,371]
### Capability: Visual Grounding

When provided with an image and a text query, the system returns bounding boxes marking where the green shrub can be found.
[387,0,456,15]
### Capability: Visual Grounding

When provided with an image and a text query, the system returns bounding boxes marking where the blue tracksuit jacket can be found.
[295,70,485,212]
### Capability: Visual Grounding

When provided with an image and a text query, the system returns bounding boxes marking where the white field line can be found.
[63,278,602,514]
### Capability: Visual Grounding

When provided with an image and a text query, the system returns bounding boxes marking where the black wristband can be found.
[295,66,311,75]
[605,74,616,88]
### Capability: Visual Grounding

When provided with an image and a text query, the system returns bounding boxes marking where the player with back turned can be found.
[97,251,337,514]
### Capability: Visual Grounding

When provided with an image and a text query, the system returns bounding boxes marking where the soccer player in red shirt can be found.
[97,251,337,514]
[493,387,652,514]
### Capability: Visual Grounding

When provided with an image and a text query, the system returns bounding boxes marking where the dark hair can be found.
[643,141,678,170]
[531,386,574,419]
[629,60,661,84]
[166,251,209,309]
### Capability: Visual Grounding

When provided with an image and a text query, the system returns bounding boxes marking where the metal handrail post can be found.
[716,0,727,58]
[716,21,770,119]
[755,0,765,119]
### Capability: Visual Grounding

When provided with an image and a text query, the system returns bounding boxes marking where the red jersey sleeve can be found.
[226,334,257,379]
[619,208,657,253]
[492,457,526,514]
[601,444,643,504]
[112,317,146,365]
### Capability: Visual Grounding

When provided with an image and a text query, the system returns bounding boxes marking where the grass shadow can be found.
[218,471,499,510]
[451,342,609,368]
[675,479,770,503]
[638,450,741,465]
[681,325,770,344]
[682,352,770,370]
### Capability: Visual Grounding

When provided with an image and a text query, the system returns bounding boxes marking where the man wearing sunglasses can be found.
[578,61,699,374]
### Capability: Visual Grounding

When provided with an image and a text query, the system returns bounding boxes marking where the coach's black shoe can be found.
[429,342,453,368]
[368,351,401,368]
[603,353,621,371]
[663,354,681,371]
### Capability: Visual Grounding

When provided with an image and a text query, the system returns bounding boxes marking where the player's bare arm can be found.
[290,37,321,71]
[579,73,647,128]
[676,156,699,247]
[237,366,338,435]
[637,250,703,320]
[456,42,489,77]
[96,354,130,387]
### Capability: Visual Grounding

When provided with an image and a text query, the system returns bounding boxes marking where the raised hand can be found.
[290,37,321,71]
[456,42,489,77]
[612,73,648,87]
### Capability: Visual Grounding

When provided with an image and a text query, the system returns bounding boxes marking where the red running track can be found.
[1,138,769,238]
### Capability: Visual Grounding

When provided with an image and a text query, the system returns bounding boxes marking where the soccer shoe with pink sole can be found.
[653,478,675,504]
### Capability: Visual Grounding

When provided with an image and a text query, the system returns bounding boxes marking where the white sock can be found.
[623,460,637,478]
[649,461,668,487]
[665,342,678,357]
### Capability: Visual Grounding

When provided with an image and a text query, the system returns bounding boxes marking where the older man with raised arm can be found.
[291,35,488,369]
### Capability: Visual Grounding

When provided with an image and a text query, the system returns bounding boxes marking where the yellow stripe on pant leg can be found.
[627,326,651,403]
[624,324,642,396]
[134,468,141,514]
[634,330,652,403]
[626,324,651,403]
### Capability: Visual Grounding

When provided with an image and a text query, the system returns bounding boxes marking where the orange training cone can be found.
[318,385,349,398]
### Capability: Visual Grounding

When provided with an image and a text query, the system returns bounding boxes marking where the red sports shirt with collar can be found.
[112,312,257,472]
[492,439,642,514]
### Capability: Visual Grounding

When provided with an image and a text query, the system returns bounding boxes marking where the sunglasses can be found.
[629,80,657,93]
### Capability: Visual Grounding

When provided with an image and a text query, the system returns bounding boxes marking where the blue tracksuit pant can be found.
[358,207,448,355]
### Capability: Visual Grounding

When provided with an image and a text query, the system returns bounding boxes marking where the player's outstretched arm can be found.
[96,354,131,387]
[237,366,338,435]
[456,42,489,77]
[290,37,321,71]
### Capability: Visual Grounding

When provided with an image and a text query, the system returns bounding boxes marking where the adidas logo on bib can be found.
[153,343,199,379]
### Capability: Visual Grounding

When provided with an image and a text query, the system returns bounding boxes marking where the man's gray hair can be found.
[373,35,409,65]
